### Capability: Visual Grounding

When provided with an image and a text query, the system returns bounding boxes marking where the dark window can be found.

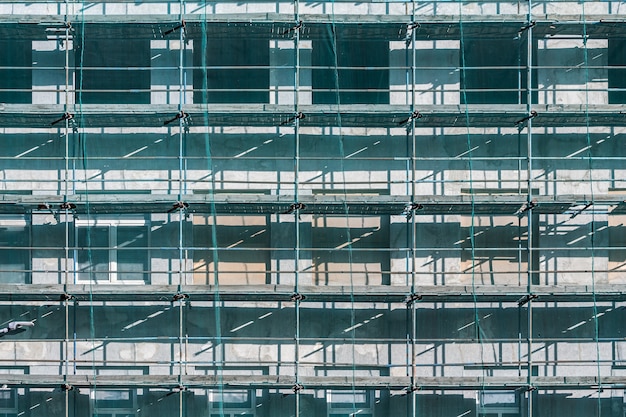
[0,40,31,103]
[313,35,389,104]
[609,39,626,103]
[461,38,536,104]
[76,36,150,104]
[194,36,269,104]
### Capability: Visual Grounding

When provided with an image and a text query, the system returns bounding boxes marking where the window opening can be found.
[74,217,148,283]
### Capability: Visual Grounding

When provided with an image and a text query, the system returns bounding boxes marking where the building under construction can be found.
[0,0,625,415]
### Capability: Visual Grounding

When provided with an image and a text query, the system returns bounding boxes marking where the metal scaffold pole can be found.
[525,1,535,415]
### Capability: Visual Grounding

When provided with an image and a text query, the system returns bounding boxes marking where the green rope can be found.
[581,2,601,414]
[326,3,358,411]
[199,2,224,413]
[458,0,487,399]
[72,2,99,415]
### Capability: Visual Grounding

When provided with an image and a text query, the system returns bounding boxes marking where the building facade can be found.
[0,0,625,415]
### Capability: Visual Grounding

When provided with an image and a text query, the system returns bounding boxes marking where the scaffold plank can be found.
[2,104,625,128]
[0,193,623,216]
[0,374,622,390]
[0,284,625,303]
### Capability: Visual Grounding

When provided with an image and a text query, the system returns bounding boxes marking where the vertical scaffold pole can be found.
[409,0,418,414]
[525,0,535,415]
[294,0,302,415]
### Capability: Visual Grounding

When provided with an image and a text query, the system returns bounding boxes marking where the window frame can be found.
[327,390,375,417]
[73,217,148,284]
[208,389,256,417]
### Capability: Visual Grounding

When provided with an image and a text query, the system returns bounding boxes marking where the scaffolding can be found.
[0,0,626,416]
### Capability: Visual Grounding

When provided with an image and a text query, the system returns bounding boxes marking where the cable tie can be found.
[405,293,422,306]
[164,111,190,126]
[517,293,538,307]
[51,112,74,126]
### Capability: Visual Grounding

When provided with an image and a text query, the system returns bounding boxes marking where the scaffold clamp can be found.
[405,293,423,306]
[517,293,538,307]
[164,111,190,126]
[290,293,306,302]
[164,20,186,36]
[283,202,306,215]
[519,21,536,34]
[292,383,304,393]
[515,198,537,217]
[60,293,76,302]
[515,110,537,130]
[51,112,74,126]
[282,20,303,36]
[281,112,305,126]
[168,201,189,213]
[172,293,189,302]
[405,384,420,394]
[403,203,424,220]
